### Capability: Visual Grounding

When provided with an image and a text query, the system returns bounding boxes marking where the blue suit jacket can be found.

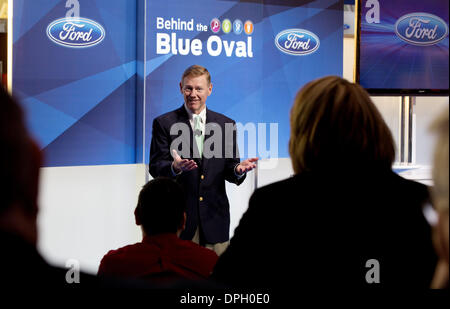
[149,105,245,244]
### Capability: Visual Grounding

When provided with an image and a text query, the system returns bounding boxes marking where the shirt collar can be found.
[184,103,206,123]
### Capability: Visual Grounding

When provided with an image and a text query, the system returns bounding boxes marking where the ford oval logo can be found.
[275,29,320,55]
[395,13,448,46]
[47,17,105,48]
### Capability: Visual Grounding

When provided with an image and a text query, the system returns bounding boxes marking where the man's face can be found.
[180,74,212,114]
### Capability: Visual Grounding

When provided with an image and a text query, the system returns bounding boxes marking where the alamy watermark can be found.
[365,258,380,284]
[65,0,80,18]
[65,259,80,284]
[170,121,280,169]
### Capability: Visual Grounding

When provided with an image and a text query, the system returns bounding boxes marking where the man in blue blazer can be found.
[149,65,258,255]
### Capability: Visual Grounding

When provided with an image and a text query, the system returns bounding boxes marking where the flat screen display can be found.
[357,0,449,95]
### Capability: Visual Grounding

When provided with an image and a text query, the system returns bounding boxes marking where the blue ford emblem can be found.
[395,13,448,46]
[47,17,106,48]
[275,29,320,55]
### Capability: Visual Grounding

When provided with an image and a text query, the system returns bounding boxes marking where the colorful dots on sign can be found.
[244,20,254,35]
[210,18,221,33]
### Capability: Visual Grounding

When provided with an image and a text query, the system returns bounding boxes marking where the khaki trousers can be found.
[192,227,229,256]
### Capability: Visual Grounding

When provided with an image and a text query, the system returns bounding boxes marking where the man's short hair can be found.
[289,76,395,174]
[181,65,211,85]
[0,86,41,216]
[135,177,186,235]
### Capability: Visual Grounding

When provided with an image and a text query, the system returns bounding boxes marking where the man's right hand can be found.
[172,149,198,173]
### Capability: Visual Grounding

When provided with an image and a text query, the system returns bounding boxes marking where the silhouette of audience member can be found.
[212,76,437,288]
[98,177,218,284]
[0,87,57,287]
[1,87,142,289]
[0,87,82,288]
[429,110,449,289]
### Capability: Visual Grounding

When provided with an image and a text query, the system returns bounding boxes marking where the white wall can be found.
[38,164,145,274]
[37,35,448,275]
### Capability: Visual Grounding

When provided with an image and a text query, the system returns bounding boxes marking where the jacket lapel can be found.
[175,105,195,160]
[202,108,218,171]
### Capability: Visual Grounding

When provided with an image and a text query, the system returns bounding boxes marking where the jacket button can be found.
[199,197,203,202]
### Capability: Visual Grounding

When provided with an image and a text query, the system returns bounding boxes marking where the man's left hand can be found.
[235,158,259,175]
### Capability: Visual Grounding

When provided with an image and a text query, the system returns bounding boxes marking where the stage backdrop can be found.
[143,0,343,162]
[12,0,137,166]
[13,0,343,167]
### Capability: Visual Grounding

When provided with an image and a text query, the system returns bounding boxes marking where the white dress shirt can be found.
[184,104,206,138]
[172,104,243,178]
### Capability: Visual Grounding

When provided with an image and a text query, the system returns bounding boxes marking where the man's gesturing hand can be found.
[172,149,198,173]
[235,158,259,175]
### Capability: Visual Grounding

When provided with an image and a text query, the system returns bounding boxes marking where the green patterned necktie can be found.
[194,114,204,158]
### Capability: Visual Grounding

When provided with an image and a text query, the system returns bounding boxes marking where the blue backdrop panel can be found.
[13,0,137,167]
[144,0,343,162]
